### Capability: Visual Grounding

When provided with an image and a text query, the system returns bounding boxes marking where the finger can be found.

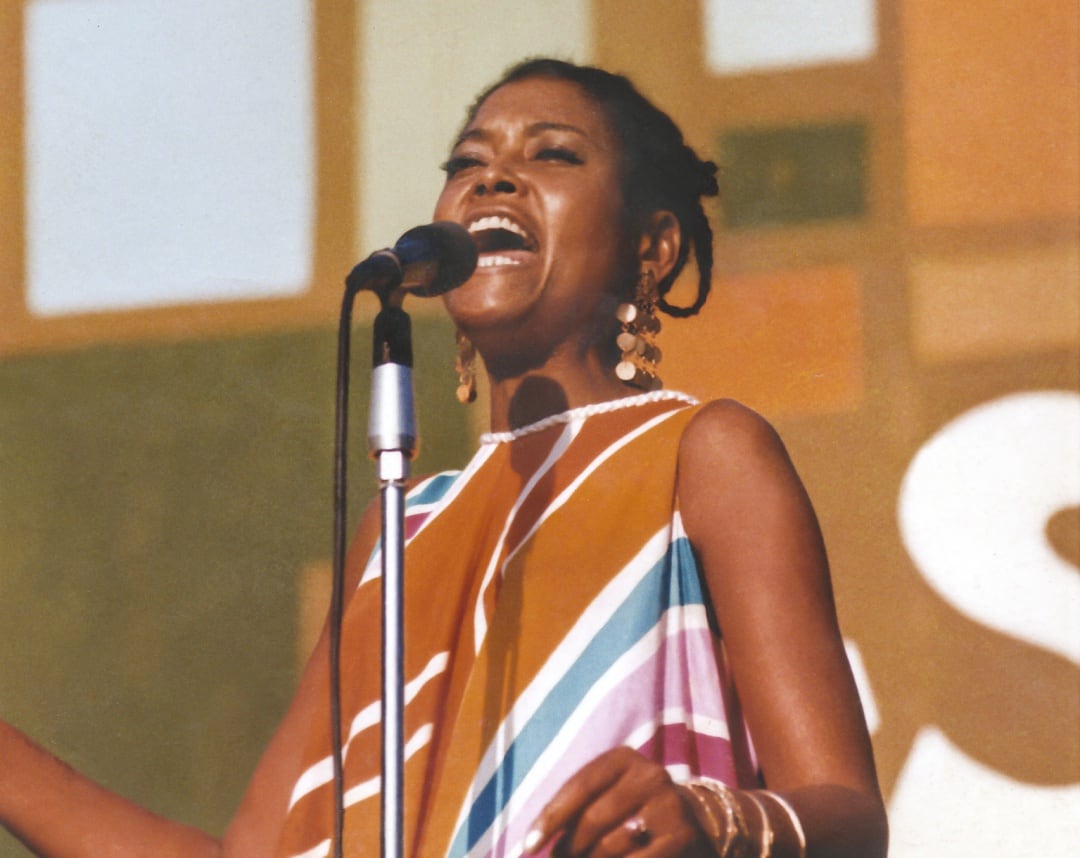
[522,749,638,854]
[561,763,674,856]
[624,832,698,858]
[620,815,653,853]
[591,798,699,858]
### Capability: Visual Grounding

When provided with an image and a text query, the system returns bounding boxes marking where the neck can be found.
[483,349,634,433]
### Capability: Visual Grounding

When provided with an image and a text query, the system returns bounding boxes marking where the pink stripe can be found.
[404,511,430,540]
[635,722,737,782]
[483,622,741,857]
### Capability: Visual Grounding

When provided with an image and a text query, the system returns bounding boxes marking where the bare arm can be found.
[525,400,886,857]
[0,721,220,858]
[676,399,886,857]
[0,500,383,858]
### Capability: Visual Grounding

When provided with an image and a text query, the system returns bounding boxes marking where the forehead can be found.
[465,77,618,148]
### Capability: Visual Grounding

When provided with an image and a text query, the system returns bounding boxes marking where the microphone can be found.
[346,222,478,299]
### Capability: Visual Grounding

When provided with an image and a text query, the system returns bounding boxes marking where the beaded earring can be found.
[614,270,662,390]
[454,330,478,404]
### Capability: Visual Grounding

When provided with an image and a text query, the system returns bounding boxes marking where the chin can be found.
[444,277,536,332]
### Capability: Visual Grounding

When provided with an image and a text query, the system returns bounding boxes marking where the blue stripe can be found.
[407,470,461,508]
[448,535,705,857]
[363,472,463,569]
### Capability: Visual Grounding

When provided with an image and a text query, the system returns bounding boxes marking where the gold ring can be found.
[623,815,651,846]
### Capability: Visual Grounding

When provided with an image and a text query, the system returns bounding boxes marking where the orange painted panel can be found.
[663,265,864,418]
[902,0,1080,226]
[910,241,1080,363]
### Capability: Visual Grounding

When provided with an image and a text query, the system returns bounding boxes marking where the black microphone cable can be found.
[327,223,476,858]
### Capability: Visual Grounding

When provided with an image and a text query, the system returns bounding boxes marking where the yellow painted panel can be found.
[298,561,331,674]
[902,0,1080,225]
[910,242,1080,362]
[359,0,592,251]
[664,265,865,417]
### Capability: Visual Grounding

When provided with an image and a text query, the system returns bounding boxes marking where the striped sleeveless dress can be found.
[276,391,756,858]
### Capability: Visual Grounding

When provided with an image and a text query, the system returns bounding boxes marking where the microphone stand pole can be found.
[367,290,414,858]
[332,255,411,858]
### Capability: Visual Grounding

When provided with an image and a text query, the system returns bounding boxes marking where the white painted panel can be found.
[894,394,1080,854]
[898,391,1080,666]
[890,728,1080,856]
[359,0,591,252]
[704,0,876,74]
[25,0,314,315]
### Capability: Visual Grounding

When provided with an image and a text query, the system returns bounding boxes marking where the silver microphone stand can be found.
[331,261,412,858]
[367,295,415,858]
[332,223,474,858]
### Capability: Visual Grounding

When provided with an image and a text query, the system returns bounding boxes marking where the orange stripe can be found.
[278,397,699,857]
[416,407,697,855]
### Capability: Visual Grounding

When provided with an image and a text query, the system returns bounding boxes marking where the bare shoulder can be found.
[676,398,819,573]
[678,398,793,487]
[675,402,886,847]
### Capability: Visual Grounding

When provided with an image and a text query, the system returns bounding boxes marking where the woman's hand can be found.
[522,747,708,857]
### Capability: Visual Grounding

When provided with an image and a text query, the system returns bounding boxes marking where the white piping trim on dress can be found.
[479,390,698,444]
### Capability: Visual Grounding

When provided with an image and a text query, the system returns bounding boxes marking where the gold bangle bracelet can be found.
[692,783,736,855]
[761,791,807,858]
[744,792,774,858]
[685,778,750,858]
[676,783,723,854]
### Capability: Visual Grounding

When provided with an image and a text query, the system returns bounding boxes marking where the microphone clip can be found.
[345,222,477,305]
[345,249,406,307]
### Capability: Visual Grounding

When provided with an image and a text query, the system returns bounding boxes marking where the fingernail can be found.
[522,828,542,854]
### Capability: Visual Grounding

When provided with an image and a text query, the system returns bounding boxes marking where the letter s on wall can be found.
[898,390,1080,666]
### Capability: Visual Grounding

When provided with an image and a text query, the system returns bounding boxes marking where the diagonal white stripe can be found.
[358,443,498,588]
[462,605,717,858]
[287,651,449,809]
[474,405,691,656]
[472,421,581,652]
[451,524,671,851]
[621,704,731,750]
[407,443,497,542]
[501,408,692,574]
[342,722,434,809]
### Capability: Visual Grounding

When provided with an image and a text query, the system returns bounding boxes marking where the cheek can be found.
[552,175,621,241]
[556,194,632,280]
[432,184,458,220]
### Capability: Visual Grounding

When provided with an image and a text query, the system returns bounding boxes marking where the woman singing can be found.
[0,59,887,858]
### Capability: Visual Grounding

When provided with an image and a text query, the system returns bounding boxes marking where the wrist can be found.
[675,777,806,858]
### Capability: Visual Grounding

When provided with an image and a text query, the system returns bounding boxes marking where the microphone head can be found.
[394,221,478,297]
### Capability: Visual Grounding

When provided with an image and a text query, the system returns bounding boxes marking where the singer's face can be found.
[433,77,633,353]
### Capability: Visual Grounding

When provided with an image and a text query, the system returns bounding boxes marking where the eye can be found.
[441,154,484,178]
[534,146,583,165]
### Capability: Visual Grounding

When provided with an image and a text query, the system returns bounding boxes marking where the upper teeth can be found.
[467,215,530,240]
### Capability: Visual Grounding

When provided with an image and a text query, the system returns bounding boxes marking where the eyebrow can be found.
[452,121,588,149]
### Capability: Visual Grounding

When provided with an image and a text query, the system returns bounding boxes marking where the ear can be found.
[636,210,681,284]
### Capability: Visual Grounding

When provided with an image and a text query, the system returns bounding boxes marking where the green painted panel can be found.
[719,122,868,229]
[0,318,467,852]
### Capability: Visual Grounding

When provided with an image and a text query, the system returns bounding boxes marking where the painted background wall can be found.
[1,1,1077,855]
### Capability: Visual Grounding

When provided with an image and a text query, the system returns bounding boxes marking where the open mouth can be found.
[467,215,538,267]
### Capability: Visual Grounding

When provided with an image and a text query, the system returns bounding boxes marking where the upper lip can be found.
[463,210,539,253]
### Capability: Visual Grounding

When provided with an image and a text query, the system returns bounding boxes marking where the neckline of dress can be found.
[479,390,700,445]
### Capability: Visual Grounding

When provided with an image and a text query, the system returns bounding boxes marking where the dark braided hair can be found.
[461,58,719,318]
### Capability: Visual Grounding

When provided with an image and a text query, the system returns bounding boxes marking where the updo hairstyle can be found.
[461,58,720,318]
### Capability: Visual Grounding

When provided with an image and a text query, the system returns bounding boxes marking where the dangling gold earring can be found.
[454,330,477,404]
[615,270,662,390]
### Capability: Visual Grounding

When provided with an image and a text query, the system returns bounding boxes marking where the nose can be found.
[474,162,519,197]
[475,178,516,196]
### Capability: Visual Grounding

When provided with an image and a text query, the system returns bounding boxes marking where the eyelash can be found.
[441,155,481,178]
[535,146,584,165]
[441,147,584,178]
